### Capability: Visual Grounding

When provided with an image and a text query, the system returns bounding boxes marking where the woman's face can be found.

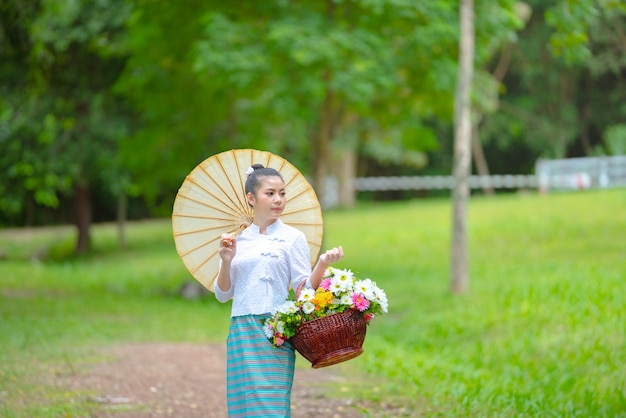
[247,176,286,224]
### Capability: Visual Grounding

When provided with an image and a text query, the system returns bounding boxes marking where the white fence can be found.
[353,174,537,191]
[535,155,626,192]
[322,156,625,207]
[351,156,626,192]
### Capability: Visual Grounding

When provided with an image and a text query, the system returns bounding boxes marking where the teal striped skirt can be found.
[226,314,295,417]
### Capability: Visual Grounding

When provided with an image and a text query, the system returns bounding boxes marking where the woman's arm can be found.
[309,246,344,289]
[216,260,232,292]
[215,234,236,301]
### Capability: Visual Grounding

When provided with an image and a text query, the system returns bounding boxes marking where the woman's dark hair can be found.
[244,164,284,196]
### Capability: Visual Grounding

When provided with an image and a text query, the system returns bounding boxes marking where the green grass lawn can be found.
[1,190,625,417]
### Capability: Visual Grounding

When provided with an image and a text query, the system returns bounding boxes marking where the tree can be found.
[191,1,465,204]
[114,0,524,213]
[122,1,443,208]
[0,0,132,252]
[472,1,532,195]
[450,0,475,294]
[114,0,238,215]
[480,0,626,164]
[0,0,532,235]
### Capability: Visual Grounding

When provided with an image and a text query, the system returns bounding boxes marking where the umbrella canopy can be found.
[172,149,324,291]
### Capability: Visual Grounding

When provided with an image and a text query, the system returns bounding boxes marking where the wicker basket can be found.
[290,309,367,369]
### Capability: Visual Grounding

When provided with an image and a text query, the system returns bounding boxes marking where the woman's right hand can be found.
[219,233,236,263]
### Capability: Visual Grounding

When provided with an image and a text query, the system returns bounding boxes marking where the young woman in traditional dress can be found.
[215,163,343,417]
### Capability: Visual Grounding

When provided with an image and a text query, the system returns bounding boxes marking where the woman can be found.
[215,163,344,417]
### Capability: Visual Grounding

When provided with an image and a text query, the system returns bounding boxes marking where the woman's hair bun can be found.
[246,164,265,178]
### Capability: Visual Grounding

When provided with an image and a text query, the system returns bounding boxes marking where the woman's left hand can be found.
[319,246,344,265]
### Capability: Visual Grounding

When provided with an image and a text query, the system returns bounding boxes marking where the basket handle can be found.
[295,280,306,299]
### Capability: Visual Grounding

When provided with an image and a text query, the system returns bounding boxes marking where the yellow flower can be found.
[316,291,333,308]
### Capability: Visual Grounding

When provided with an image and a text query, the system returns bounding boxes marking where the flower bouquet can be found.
[264,267,388,368]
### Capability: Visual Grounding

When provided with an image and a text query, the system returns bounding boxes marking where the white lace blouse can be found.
[214,219,312,317]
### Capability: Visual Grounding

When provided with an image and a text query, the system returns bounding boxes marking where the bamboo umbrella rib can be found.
[283,205,322,217]
[216,152,249,215]
[232,150,248,209]
[172,224,232,237]
[265,153,282,174]
[179,235,219,258]
[172,213,236,222]
[182,176,242,216]
[273,157,288,174]
[262,152,272,168]
[307,243,321,255]
[183,172,215,197]
[280,220,322,228]
[285,186,314,202]
[203,169,247,216]
[307,238,321,246]
[190,250,218,275]
[202,156,241,209]
[175,192,239,218]
[284,177,299,190]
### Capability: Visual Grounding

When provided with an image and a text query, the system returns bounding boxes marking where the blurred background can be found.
[2,2,625,416]
[1,0,625,248]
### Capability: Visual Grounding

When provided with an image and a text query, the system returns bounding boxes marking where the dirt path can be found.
[61,343,369,417]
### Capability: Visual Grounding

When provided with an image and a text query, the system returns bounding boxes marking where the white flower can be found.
[276,321,285,335]
[276,301,297,314]
[263,322,274,339]
[340,294,352,305]
[374,287,389,313]
[330,270,353,295]
[354,279,376,300]
[329,281,345,295]
[298,288,316,302]
[302,301,316,314]
[333,268,354,284]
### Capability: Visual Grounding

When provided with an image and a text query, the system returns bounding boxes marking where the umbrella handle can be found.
[221,222,250,247]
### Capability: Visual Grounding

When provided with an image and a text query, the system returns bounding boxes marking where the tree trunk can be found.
[312,71,333,206]
[311,0,336,206]
[471,122,494,195]
[74,184,92,254]
[450,0,474,294]
[337,148,357,208]
[117,193,127,249]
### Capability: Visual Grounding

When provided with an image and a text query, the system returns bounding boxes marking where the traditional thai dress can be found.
[215,219,311,418]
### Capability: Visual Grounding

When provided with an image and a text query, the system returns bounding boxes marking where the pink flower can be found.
[352,293,370,312]
[275,335,285,346]
[364,313,375,323]
[320,278,332,291]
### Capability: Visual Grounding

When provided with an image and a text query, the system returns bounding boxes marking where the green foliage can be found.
[542,0,626,68]
[188,0,521,170]
[544,0,596,65]
[1,190,625,416]
[1,0,533,224]
[603,124,626,155]
[0,0,133,223]
[115,0,242,209]
[3,0,624,226]
[482,0,626,161]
